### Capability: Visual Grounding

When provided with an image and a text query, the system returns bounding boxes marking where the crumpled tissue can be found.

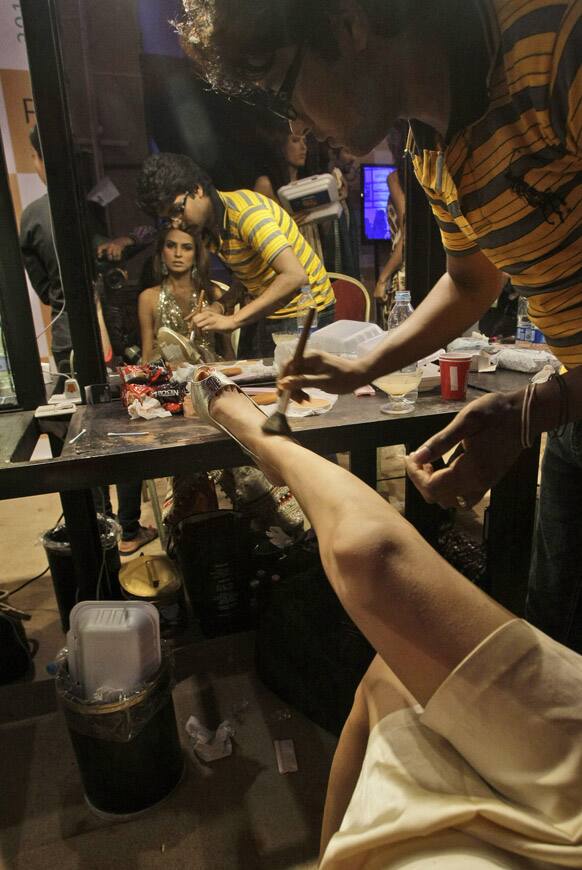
[173,363,196,384]
[531,364,558,384]
[495,347,560,374]
[185,715,235,762]
[128,396,172,419]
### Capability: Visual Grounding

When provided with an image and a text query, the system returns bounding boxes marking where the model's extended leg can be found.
[209,386,512,705]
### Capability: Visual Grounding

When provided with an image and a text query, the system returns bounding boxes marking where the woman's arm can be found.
[192,247,307,333]
[280,248,505,396]
[375,171,405,298]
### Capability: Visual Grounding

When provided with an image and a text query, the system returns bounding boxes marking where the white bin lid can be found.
[67,601,161,700]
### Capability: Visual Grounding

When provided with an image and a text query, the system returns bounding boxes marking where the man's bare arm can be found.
[365,249,505,382]
[280,249,505,395]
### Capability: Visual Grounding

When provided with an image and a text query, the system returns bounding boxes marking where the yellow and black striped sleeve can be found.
[427,194,480,258]
[236,203,293,266]
[549,0,582,153]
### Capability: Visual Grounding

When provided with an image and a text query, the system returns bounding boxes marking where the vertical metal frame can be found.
[21,0,107,390]
[0,132,46,411]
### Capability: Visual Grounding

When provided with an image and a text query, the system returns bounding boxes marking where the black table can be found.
[1,372,539,615]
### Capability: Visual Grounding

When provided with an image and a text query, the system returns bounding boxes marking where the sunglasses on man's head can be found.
[159,191,191,229]
[238,42,303,122]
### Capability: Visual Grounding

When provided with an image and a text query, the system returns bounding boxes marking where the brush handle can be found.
[276,388,292,415]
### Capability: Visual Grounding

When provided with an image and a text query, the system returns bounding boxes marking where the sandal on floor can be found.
[119,525,158,556]
[189,366,268,464]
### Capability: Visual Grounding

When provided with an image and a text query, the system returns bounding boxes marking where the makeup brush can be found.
[262,305,316,436]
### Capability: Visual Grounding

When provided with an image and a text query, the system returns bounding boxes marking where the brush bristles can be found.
[261,412,293,436]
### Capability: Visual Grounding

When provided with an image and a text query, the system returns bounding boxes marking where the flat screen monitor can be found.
[361,163,397,242]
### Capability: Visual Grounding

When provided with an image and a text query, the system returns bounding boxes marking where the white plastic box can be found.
[308,320,384,356]
[67,601,161,700]
[278,174,342,224]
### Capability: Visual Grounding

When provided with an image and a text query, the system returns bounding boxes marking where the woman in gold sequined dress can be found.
[138,225,305,541]
[138,226,223,363]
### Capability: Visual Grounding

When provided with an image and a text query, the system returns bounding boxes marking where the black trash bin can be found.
[171,510,251,637]
[42,516,122,632]
[56,656,184,819]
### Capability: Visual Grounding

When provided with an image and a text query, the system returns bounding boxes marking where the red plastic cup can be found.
[439,353,472,400]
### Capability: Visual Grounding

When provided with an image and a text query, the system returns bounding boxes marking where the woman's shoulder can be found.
[253,175,276,200]
[140,284,162,305]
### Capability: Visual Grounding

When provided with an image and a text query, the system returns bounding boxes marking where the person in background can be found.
[189,366,582,868]
[374,122,408,325]
[254,126,326,265]
[19,125,72,373]
[328,145,362,280]
[138,222,305,540]
[255,126,356,278]
[177,0,582,651]
[136,152,335,359]
[20,126,156,556]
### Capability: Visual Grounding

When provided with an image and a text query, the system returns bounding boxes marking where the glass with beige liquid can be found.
[373,368,423,415]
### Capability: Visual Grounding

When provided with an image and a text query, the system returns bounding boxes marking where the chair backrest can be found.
[328,272,371,322]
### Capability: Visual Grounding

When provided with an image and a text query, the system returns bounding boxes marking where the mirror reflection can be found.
[3,0,402,378]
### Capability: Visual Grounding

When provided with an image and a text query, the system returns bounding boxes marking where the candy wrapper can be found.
[150,380,188,415]
[118,363,184,413]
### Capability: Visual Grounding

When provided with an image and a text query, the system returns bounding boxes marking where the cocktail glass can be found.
[373,369,423,414]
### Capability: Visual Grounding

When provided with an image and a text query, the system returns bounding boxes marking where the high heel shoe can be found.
[189,366,267,464]
[190,366,301,524]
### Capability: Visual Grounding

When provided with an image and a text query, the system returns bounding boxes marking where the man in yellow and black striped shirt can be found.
[137,153,335,357]
[409,0,582,368]
[178,1,582,654]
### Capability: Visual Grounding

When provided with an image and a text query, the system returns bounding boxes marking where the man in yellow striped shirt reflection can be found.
[137,153,335,358]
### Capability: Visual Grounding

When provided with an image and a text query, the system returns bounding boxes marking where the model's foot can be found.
[211,387,287,487]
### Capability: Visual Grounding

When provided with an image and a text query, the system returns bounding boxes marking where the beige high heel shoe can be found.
[189,366,268,464]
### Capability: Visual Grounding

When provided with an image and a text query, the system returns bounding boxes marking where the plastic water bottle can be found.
[296,285,318,333]
[516,296,544,346]
[387,290,416,374]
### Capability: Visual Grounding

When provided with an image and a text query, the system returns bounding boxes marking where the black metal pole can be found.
[21,0,107,391]
[0,132,46,411]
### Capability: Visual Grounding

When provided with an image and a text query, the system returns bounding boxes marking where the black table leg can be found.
[59,489,104,601]
[350,448,378,489]
[486,437,541,615]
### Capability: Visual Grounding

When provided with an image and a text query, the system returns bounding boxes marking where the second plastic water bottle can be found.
[387,290,415,372]
[296,285,318,333]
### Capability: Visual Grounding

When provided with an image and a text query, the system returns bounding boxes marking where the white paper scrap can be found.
[273,738,298,774]
[185,715,235,762]
[87,176,120,206]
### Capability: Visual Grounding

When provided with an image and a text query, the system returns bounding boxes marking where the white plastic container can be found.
[308,320,384,356]
[67,601,161,700]
[357,331,388,357]
[278,174,342,224]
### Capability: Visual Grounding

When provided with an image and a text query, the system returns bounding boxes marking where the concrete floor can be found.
[0,443,487,869]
